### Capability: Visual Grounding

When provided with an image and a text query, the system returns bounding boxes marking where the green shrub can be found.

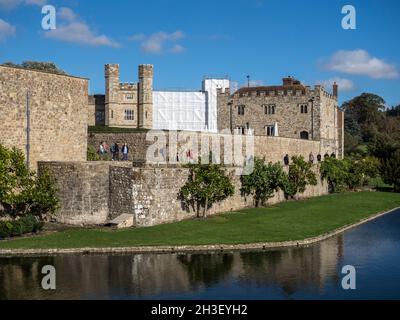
[283,156,317,198]
[0,215,44,240]
[241,158,287,207]
[87,145,101,161]
[0,144,59,220]
[180,164,235,218]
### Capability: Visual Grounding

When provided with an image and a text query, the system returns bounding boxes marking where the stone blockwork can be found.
[88,94,105,126]
[38,161,132,225]
[114,165,328,227]
[0,65,88,170]
[217,77,344,158]
[40,159,328,227]
[89,131,326,166]
[38,162,111,225]
[104,64,151,128]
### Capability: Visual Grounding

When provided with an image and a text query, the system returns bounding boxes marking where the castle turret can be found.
[138,64,153,129]
[105,64,120,126]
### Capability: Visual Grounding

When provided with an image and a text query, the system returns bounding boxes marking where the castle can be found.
[89,64,344,158]
[0,63,343,227]
[89,64,230,133]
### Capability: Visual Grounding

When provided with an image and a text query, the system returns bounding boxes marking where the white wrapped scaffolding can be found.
[153,91,207,132]
[153,78,230,133]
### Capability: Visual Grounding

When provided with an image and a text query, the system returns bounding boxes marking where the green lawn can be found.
[0,192,399,250]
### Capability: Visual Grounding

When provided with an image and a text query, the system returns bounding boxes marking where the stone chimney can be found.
[333,82,338,99]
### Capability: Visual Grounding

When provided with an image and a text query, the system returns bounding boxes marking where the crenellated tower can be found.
[105,64,120,126]
[138,64,154,129]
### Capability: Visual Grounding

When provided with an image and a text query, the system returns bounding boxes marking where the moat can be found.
[1,209,400,300]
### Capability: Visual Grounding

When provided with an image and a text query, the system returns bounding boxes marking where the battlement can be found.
[119,83,137,90]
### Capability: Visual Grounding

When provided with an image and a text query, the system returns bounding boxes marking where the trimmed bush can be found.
[0,216,44,240]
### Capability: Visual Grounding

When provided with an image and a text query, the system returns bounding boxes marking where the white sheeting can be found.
[153,78,230,133]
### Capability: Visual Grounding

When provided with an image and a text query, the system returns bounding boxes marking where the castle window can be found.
[126,94,134,100]
[264,104,276,115]
[265,125,275,137]
[300,131,309,140]
[124,109,134,121]
[300,104,308,114]
[237,105,245,116]
[235,126,246,135]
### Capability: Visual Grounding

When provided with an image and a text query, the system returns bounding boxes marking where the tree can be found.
[382,149,400,192]
[180,164,235,218]
[283,156,317,198]
[387,105,400,117]
[346,156,380,190]
[241,158,287,207]
[2,61,66,75]
[0,144,59,219]
[320,157,349,193]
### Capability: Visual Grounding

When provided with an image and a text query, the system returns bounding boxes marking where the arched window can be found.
[300,131,309,140]
[300,104,308,114]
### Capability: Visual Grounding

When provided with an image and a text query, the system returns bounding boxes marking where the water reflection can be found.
[0,236,344,300]
[1,209,399,300]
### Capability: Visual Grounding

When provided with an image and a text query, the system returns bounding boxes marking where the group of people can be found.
[98,142,130,161]
[283,152,337,166]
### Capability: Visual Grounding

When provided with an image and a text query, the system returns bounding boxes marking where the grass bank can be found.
[0,192,399,250]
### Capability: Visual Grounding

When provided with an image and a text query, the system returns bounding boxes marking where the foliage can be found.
[346,156,380,190]
[320,156,380,192]
[2,61,66,75]
[0,215,44,239]
[241,158,287,207]
[180,164,235,218]
[87,145,101,161]
[382,150,400,192]
[0,144,59,220]
[283,156,317,198]
[320,157,349,193]
[387,105,400,117]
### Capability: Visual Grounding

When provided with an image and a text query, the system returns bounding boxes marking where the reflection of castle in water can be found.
[0,236,343,299]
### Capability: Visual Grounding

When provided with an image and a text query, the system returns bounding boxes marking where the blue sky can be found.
[0,0,399,106]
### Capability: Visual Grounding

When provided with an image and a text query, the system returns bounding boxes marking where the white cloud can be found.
[0,18,15,41]
[324,49,399,79]
[25,0,46,5]
[319,77,355,92]
[169,44,185,53]
[58,7,77,22]
[0,0,46,10]
[130,31,185,54]
[248,80,264,87]
[44,7,119,48]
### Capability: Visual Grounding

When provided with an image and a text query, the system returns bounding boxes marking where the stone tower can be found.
[105,64,120,127]
[138,64,153,129]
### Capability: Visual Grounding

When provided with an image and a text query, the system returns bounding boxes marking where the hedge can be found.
[0,216,44,240]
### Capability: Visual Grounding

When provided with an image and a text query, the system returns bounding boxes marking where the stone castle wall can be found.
[88,95,105,126]
[113,165,328,227]
[0,65,88,169]
[40,161,328,227]
[89,131,326,166]
[43,130,329,227]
